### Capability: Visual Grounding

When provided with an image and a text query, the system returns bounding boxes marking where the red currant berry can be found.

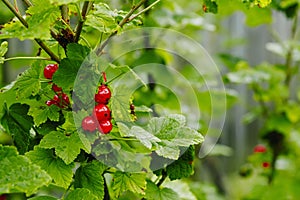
[82,116,97,132]
[262,162,270,168]
[98,120,112,134]
[0,194,6,200]
[46,99,57,106]
[93,104,111,121]
[52,84,62,93]
[95,85,111,104]
[53,93,70,108]
[44,64,58,79]
[253,144,266,153]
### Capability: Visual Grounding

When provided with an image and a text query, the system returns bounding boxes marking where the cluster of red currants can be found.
[81,84,113,134]
[44,64,70,108]
[253,144,270,168]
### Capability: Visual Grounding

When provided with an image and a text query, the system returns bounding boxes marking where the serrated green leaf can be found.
[27,0,60,40]
[52,59,81,91]
[74,160,107,199]
[39,130,89,164]
[0,103,34,154]
[166,146,195,180]
[0,145,51,196]
[65,188,98,200]
[26,147,74,189]
[14,61,45,99]
[52,44,90,92]
[120,115,203,160]
[145,180,179,200]
[130,126,161,149]
[66,43,90,61]
[112,172,147,197]
[111,85,133,122]
[27,99,60,126]
[85,3,118,33]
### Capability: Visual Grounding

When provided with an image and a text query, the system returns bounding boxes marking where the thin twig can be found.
[95,0,147,55]
[21,0,33,7]
[74,1,92,43]
[2,0,61,63]
[3,56,50,62]
[129,0,160,22]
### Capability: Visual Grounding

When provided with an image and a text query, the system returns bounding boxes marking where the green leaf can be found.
[14,61,45,99]
[127,114,203,160]
[39,130,90,164]
[145,180,179,200]
[110,85,133,122]
[166,146,195,180]
[65,188,98,200]
[112,172,147,197]
[85,3,118,33]
[52,44,90,92]
[27,0,60,40]
[0,145,51,196]
[66,43,91,61]
[74,160,107,199]
[27,98,60,126]
[26,147,74,189]
[0,103,34,154]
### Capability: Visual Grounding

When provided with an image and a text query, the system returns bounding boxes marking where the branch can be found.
[129,0,160,22]
[74,1,91,43]
[2,0,61,63]
[95,0,148,55]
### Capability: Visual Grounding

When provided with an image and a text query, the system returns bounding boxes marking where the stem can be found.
[61,5,69,25]
[156,170,167,187]
[103,175,111,200]
[34,39,61,63]
[2,0,28,27]
[1,0,61,63]
[21,0,33,7]
[129,0,160,22]
[284,13,298,86]
[95,0,147,55]
[3,56,50,62]
[74,1,91,43]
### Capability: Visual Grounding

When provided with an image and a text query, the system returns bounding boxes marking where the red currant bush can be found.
[82,116,97,132]
[93,104,111,121]
[95,84,111,104]
[43,63,58,79]
[98,120,113,134]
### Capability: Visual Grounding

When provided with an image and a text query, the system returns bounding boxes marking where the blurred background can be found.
[1,0,300,199]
